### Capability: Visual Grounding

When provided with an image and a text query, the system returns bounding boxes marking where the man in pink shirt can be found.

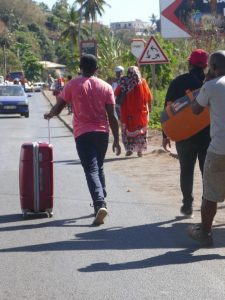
[44,54,121,225]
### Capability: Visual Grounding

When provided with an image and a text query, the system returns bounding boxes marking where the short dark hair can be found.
[210,50,225,71]
[79,54,98,73]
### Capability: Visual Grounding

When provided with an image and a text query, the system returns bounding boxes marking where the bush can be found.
[149,88,167,129]
[150,106,162,129]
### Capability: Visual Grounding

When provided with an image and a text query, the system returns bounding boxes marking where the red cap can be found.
[188,49,208,68]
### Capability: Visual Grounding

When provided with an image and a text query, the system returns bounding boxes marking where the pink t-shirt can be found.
[61,76,115,138]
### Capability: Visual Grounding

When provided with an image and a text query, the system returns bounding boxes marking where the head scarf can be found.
[119,66,142,93]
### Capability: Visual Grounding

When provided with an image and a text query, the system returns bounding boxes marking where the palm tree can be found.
[75,0,85,47]
[149,13,158,28]
[76,0,110,37]
[60,6,89,53]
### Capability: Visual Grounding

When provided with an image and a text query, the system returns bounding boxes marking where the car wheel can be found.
[24,112,29,118]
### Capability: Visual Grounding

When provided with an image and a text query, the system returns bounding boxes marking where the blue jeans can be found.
[75,132,109,205]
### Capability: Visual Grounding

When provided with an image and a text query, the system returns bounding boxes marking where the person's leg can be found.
[197,145,208,177]
[90,132,109,224]
[121,124,133,155]
[75,133,104,204]
[136,131,147,157]
[176,140,197,215]
[186,198,216,247]
[95,133,109,198]
[187,152,225,246]
[75,132,109,225]
[201,198,217,233]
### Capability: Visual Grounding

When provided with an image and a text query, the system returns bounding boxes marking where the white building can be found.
[110,19,151,34]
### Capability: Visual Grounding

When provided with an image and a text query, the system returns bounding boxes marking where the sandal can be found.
[186,224,213,247]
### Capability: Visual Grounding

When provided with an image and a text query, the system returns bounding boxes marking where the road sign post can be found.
[80,40,97,57]
[138,36,169,107]
[130,39,146,59]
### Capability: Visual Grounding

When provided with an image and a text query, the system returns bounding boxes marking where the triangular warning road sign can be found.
[138,36,169,65]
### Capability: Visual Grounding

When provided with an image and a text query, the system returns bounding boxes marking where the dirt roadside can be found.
[105,130,203,211]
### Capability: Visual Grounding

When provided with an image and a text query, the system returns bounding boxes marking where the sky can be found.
[35,0,160,25]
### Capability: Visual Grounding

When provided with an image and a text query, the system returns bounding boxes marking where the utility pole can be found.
[3,44,7,78]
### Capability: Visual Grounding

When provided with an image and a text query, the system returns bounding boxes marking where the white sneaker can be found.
[93,207,108,225]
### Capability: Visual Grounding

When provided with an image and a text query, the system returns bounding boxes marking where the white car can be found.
[24,82,33,93]
[33,82,45,92]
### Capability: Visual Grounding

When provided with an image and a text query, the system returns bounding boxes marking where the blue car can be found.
[0,84,30,118]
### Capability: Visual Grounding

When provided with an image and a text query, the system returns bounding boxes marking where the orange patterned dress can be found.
[115,67,152,153]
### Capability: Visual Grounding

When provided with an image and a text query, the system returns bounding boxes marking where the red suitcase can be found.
[19,142,54,218]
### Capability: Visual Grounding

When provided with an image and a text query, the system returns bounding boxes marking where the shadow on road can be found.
[54,156,137,165]
[78,247,225,272]
[0,214,94,230]
[0,116,21,119]
[1,216,225,271]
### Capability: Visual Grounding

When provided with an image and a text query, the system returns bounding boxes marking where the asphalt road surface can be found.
[1,92,225,300]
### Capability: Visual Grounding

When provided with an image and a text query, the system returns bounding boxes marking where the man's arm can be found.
[162,80,177,151]
[44,95,67,119]
[105,103,121,156]
[192,99,205,115]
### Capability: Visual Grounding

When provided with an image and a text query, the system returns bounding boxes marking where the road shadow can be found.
[0,214,94,231]
[1,216,225,259]
[0,116,21,119]
[38,135,72,140]
[54,159,81,165]
[40,126,66,129]
[0,214,22,223]
[54,156,137,165]
[78,247,225,272]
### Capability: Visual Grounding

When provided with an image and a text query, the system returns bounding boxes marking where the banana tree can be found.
[60,6,89,53]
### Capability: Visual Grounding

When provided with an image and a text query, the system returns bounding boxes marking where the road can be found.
[1,92,225,300]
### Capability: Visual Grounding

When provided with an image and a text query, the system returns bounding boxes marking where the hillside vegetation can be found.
[1,0,224,128]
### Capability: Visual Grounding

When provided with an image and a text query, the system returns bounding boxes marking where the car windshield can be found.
[0,86,25,96]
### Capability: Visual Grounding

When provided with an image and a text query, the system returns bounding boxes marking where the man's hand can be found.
[44,111,54,120]
[192,99,204,115]
[162,137,171,152]
[112,141,121,156]
[43,97,67,120]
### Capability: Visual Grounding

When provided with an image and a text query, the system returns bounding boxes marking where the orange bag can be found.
[161,89,210,142]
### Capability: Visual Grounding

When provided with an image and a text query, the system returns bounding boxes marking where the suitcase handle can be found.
[48,120,51,144]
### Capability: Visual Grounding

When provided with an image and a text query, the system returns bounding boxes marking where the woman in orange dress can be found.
[115,66,152,157]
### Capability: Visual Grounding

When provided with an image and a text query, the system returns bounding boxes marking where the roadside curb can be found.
[43,90,73,133]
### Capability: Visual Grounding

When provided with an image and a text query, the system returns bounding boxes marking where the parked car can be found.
[33,82,45,92]
[0,75,4,84]
[24,82,33,93]
[6,71,24,82]
[0,85,30,118]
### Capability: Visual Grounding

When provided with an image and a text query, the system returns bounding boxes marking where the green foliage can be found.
[55,43,80,74]
[150,89,166,129]
[150,106,162,129]
[96,28,135,81]
[0,0,45,27]
[13,31,41,58]
[52,0,70,19]
[22,51,44,81]
[60,6,89,52]
[0,48,21,73]
[28,23,55,60]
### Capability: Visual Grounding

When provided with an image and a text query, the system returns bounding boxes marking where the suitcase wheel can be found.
[47,212,54,218]
[22,209,30,219]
